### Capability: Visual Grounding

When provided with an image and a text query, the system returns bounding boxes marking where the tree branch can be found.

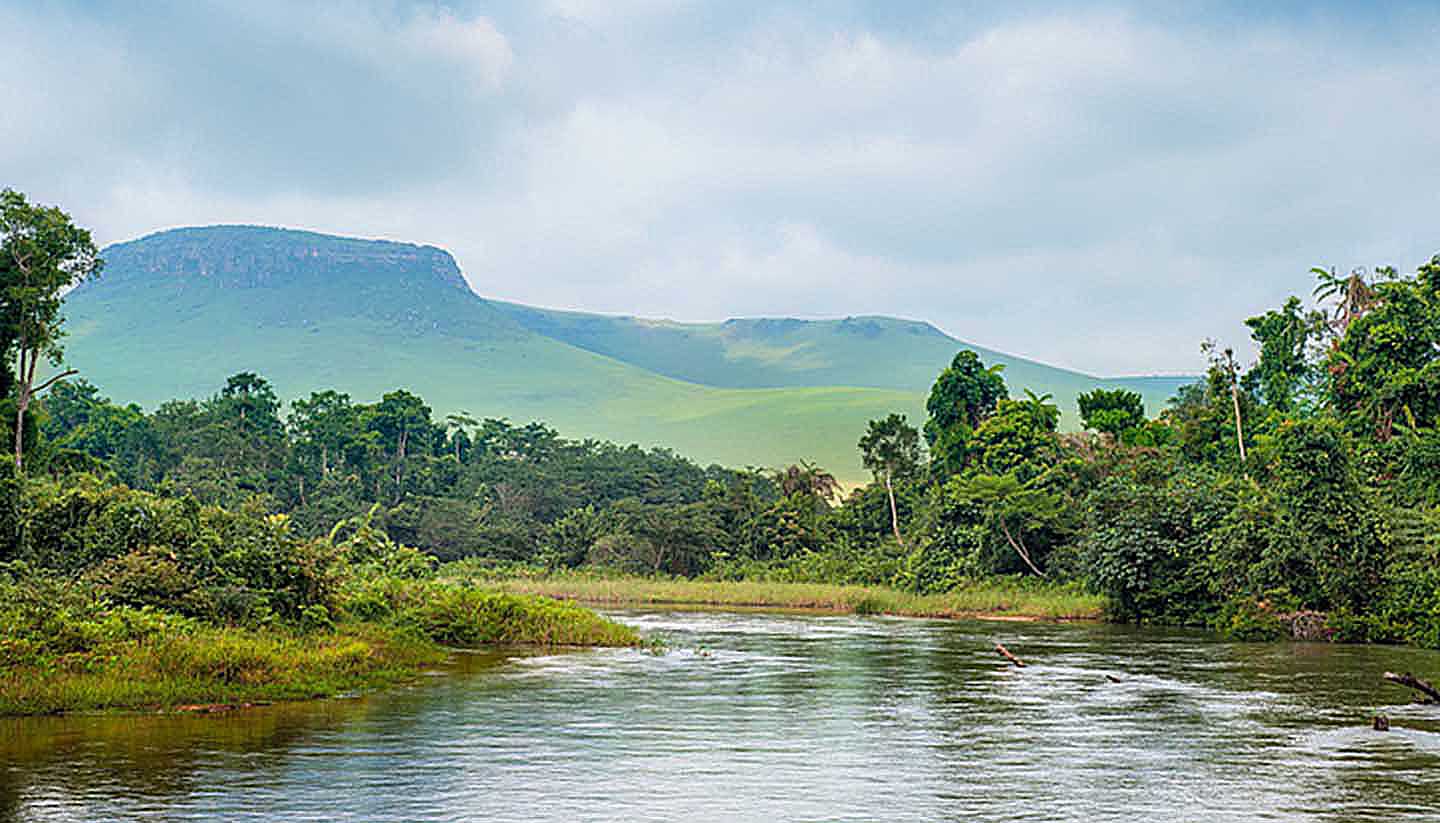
[1000,519,1047,577]
[1384,671,1440,703]
[32,368,78,395]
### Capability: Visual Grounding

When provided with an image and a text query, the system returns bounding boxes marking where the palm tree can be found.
[1312,266,1376,337]
[776,460,841,504]
[1025,388,1059,428]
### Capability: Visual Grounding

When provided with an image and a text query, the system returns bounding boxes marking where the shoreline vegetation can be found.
[7,192,1440,715]
[0,588,642,717]
[478,573,1104,621]
[0,497,644,716]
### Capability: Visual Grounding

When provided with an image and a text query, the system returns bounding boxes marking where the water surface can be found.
[5,610,1440,822]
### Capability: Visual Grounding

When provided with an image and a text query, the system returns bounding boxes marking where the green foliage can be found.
[859,414,922,483]
[1243,296,1322,413]
[1077,388,1145,438]
[966,395,1061,482]
[924,351,1007,477]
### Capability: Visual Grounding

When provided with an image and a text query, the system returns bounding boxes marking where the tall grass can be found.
[468,572,1105,621]
[0,623,442,716]
[1,578,641,716]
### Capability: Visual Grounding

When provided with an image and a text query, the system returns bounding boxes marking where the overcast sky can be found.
[4,1,1439,375]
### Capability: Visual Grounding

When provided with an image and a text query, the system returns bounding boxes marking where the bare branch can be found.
[32,368,78,395]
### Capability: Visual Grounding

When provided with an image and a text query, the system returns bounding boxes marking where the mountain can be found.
[494,302,1190,413]
[61,226,1194,482]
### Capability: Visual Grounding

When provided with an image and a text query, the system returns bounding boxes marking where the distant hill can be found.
[495,302,1190,414]
[61,226,1194,482]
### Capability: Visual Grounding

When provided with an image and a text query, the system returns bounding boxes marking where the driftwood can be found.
[1383,671,1440,703]
[995,643,1026,668]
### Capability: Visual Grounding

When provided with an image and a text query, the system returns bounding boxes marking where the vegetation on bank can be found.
[0,481,640,716]
[463,569,1103,620]
[5,187,1440,706]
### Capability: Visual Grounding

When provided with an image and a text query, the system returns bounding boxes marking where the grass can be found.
[0,622,442,716]
[0,584,642,717]
[473,573,1106,621]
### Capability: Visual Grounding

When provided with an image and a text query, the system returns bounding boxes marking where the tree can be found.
[967,396,1060,483]
[774,460,841,505]
[1311,265,1378,339]
[0,190,102,471]
[924,351,1006,477]
[858,414,921,545]
[1077,388,1145,438]
[1243,296,1322,413]
[289,390,357,477]
[1203,341,1248,464]
[216,372,283,437]
[1323,257,1440,438]
[445,411,479,462]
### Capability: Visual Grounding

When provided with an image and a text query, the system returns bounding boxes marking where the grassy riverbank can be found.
[471,572,1106,621]
[0,580,641,717]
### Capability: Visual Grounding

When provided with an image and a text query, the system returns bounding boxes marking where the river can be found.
[4,609,1440,821]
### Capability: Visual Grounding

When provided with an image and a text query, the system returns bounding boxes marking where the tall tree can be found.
[924,350,1006,477]
[1203,341,1248,464]
[1243,296,1322,413]
[445,411,479,462]
[858,413,921,545]
[1077,388,1145,438]
[0,190,102,471]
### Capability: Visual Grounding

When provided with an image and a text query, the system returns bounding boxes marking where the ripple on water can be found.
[6,611,1440,823]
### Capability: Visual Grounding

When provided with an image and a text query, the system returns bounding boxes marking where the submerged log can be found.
[994,643,1026,668]
[1383,671,1440,704]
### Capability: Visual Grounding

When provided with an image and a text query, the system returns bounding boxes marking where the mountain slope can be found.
[62,227,920,480]
[61,225,1194,482]
[496,302,1192,415]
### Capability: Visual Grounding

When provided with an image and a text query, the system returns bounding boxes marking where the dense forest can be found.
[5,189,1440,657]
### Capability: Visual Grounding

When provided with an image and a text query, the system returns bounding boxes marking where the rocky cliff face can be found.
[71,225,523,343]
[91,225,470,292]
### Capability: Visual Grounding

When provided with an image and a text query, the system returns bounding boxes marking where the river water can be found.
[4,609,1440,822]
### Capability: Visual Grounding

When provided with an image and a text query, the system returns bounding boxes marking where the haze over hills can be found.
[61,226,1193,481]
[494,302,1189,407]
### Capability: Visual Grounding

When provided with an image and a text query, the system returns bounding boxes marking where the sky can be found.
[4,0,1439,376]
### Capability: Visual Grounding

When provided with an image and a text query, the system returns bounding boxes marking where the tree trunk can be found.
[1228,360,1247,464]
[1384,671,1440,703]
[1000,520,1046,577]
[885,474,904,547]
[13,342,27,472]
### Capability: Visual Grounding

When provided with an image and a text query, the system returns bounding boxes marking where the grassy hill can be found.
[496,302,1191,415]
[61,226,1193,482]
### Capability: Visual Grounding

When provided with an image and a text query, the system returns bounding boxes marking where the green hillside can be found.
[62,227,920,480]
[61,226,1193,483]
[496,303,1192,415]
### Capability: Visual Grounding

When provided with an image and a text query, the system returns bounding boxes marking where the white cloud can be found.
[400,8,513,91]
[3,2,1439,375]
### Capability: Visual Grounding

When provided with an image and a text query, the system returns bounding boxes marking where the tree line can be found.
[6,188,1440,647]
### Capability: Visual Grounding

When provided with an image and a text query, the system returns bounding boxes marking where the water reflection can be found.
[3,614,1439,822]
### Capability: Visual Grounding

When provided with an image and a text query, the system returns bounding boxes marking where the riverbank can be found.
[0,585,642,717]
[472,573,1106,621]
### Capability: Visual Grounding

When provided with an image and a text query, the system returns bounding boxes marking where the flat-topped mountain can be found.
[62,226,1192,480]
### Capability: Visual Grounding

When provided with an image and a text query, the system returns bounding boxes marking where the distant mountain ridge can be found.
[61,225,1194,480]
[494,300,1189,404]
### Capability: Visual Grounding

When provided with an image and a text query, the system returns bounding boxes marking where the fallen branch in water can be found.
[1383,671,1440,703]
[995,643,1026,668]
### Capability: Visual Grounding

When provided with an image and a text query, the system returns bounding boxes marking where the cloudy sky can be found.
[4,1,1439,375]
